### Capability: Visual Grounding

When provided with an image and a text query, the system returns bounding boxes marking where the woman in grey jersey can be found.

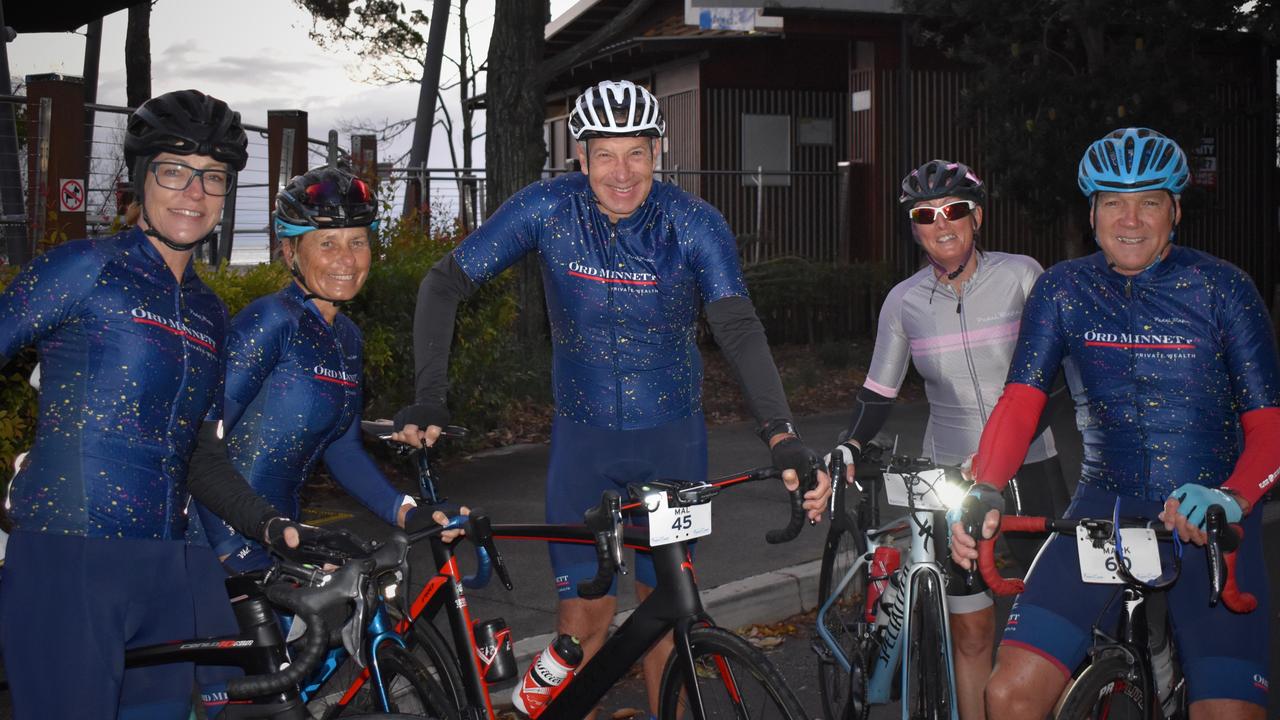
[829,160,1069,720]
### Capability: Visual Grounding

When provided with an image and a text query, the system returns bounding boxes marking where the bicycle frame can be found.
[815,462,961,719]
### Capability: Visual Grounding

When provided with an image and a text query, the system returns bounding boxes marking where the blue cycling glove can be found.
[1169,484,1243,528]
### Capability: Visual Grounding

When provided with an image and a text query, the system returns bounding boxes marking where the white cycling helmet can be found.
[569,80,666,141]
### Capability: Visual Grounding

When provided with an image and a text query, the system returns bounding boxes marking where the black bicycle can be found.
[359,419,812,719]
[123,525,446,719]
[977,504,1257,720]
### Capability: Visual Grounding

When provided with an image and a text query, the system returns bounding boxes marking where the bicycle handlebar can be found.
[225,558,370,699]
[976,506,1256,614]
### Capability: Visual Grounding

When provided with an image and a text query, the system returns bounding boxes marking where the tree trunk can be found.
[487,0,551,346]
[125,3,152,108]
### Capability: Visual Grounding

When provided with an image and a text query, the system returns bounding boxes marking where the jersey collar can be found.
[128,225,201,286]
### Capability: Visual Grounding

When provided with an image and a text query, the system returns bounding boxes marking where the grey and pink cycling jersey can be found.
[864,251,1055,466]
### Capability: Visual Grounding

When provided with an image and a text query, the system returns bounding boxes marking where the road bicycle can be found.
[126,525,430,720]
[976,504,1256,720]
[813,444,969,720]
[353,419,813,719]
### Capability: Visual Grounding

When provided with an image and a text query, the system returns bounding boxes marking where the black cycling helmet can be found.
[274,166,379,237]
[899,160,986,208]
[125,89,248,176]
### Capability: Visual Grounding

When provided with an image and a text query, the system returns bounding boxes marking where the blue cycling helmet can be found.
[1077,128,1189,197]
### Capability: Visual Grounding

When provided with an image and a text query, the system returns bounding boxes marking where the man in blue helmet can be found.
[392,79,832,716]
[949,128,1279,719]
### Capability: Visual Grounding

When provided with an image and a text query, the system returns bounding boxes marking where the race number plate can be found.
[646,491,712,546]
[1076,526,1161,584]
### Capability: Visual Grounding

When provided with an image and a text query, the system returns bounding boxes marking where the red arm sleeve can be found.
[971,383,1048,491]
[1221,406,1280,510]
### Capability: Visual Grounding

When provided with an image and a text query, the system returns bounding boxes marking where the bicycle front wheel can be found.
[658,626,808,719]
[410,618,467,714]
[1055,654,1149,720]
[342,643,455,717]
[816,524,871,720]
[904,570,950,720]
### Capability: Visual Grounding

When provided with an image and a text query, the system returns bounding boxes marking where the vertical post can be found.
[28,98,50,255]
[0,5,27,263]
[267,109,308,259]
[351,134,378,183]
[897,17,912,279]
[755,165,764,264]
[837,161,851,266]
[218,181,237,265]
[81,19,103,209]
[327,129,338,166]
[26,75,87,247]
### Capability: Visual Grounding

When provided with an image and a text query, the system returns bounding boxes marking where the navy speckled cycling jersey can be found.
[1007,245,1280,501]
[191,283,404,558]
[454,173,748,430]
[0,228,226,539]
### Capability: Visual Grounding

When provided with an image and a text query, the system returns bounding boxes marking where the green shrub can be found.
[744,257,894,344]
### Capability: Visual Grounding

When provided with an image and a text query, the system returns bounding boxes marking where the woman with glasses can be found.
[0,89,312,719]
[189,165,448,578]
[827,159,1069,720]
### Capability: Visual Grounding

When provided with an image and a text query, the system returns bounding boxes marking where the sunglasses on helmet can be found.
[908,200,976,225]
[304,177,373,207]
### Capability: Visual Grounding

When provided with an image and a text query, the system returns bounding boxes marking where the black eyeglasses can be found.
[908,200,976,225]
[149,161,235,196]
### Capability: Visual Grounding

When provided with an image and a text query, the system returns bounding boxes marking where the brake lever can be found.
[468,511,513,591]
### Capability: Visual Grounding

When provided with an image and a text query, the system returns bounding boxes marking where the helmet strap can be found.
[922,221,978,281]
[140,202,209,253]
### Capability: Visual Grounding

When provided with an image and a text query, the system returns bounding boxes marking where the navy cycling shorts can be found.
[0,530,242,720]
[545,412,707,599]
[1000,483,1270,707]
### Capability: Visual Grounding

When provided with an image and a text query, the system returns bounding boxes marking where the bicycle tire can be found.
[816,525,872,720]
[904,570,950,720]
[1055,654,1149,720]
[410,619,467,714]
[658,626,808,719]
[339,643,455,717]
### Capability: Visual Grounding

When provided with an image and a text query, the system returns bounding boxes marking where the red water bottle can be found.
[511,634,583,718]
[865,546,901,622]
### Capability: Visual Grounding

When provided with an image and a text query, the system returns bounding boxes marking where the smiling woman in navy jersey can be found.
[190,165,442,576]
[0,89,312,720]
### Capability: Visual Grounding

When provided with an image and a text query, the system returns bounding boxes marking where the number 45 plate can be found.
[1076,526,1161,584]
[646,492,711,546]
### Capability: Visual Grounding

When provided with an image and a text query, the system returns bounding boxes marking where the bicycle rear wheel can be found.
[341,643,454,717]
[903,570,950,720]
[1055,654,1149,720]
[816,525,872,720]
[658,626,808,719]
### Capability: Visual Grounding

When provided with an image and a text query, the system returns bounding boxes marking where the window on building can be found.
[741,114,791,187]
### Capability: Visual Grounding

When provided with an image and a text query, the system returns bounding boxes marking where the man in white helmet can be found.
[394,79,831,715]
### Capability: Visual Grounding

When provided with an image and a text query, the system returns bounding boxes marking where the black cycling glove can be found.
[770,435,822,480]
[393,402,451,432]
[263,517,373,566]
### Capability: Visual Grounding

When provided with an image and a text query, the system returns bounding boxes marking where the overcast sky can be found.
[9,0,579,169]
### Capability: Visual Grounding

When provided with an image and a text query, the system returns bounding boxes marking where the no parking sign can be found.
[59,178,85,212]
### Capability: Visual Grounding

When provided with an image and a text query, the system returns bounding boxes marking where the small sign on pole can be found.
[59,178,85,213]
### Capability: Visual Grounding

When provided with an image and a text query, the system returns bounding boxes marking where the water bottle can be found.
[473,617,517,682]
[512,634,583,718]
[864,546,901,622]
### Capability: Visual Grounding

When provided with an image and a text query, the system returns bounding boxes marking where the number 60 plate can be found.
[1076,526,1161,584]
[646,491,712,546]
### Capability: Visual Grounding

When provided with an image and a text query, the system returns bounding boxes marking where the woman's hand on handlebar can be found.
[405,505,471,543]
[389,422,441,449]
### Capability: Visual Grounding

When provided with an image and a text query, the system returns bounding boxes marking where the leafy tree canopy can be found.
[904,0,1276,219]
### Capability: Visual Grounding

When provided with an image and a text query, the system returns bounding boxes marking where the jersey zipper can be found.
[1124,277,1148,475]
[167,272,190,539]
[607,227,622,429]
[956,287,989,424]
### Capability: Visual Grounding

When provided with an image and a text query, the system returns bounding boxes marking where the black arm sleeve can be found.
[412,251,478,408]
[705,295,792,435]
[186,421,279,542]
[396,252,480,430]
[843,386,895,448]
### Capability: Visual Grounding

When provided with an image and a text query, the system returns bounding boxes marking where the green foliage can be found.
[743,257,895,344]
[0,266,36,511]
[196,261,292,316]
[903,0,1271,220]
